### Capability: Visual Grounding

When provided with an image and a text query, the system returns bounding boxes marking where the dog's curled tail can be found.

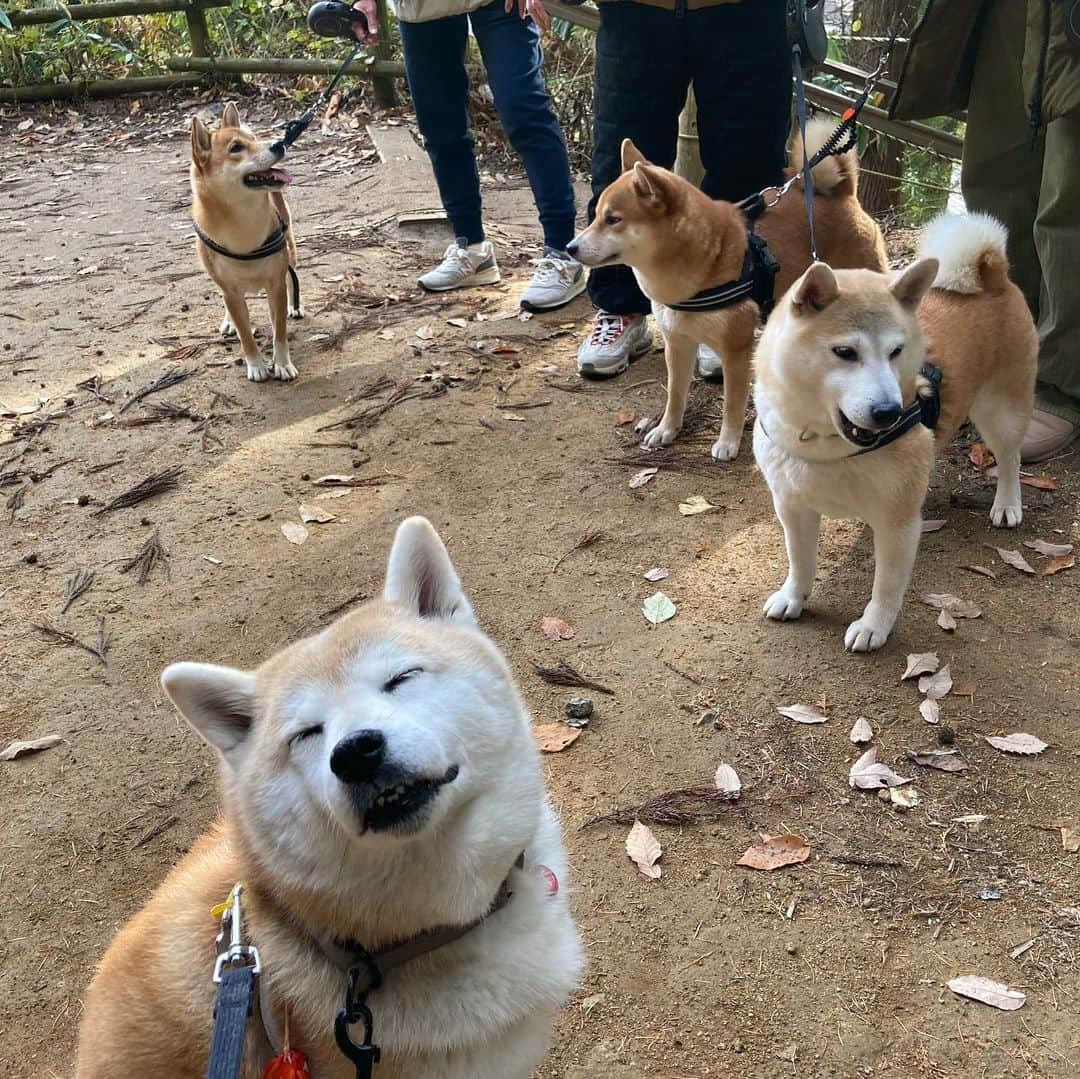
[789,117,859,197]
[918,212,1011,295]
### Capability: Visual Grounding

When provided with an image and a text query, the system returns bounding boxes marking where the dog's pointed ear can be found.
[631,162,675,208]
[190,116,212,168]
[891,257,939,311]
[161,662,256,760]
[383,517,476,624]
[221,101,242,130]
[791,261,840,313]
[621,139,648,172]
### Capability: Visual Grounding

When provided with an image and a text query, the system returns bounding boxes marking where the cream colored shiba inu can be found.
[75,517,583,1078]
[190,102,303,382]
[568,119,888,460]
[753,213,1037,652]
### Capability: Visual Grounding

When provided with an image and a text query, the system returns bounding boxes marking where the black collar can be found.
[192,216,289,261]
[667,231,780,316]
[761,363,942,458]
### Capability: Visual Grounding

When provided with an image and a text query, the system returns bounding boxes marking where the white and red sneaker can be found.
[576,311,653,378]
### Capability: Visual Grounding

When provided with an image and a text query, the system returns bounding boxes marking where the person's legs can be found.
[471,0,577,253]
[586,1,690,315]
[399,13,484,246]
[691,0,791,203]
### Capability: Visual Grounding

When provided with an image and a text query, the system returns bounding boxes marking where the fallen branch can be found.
[318,380,448,432]
[118,366,199,413]
[60,569,95,614]
[533,660,614,696]
[93,466,183,515]
[583,784,813,827]
[118,530,169,584]
[829,853,903,870]
[552,526,604,572]
[132,814,179,849]
[35,618,109,666]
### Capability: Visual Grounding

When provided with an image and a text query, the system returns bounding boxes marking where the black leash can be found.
[792,41,819,261]
[206,885,262,1079]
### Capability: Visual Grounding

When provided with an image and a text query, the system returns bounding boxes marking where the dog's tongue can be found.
[270,167,293,185]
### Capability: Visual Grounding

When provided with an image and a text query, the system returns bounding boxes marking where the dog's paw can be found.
[642,424,678,450]
[220,315,237,338]
[288,304,305,320]
[763,590,804,621]
[273,360,299,381]
[990,502,1022,528]
[246,360,270,382]
[844,616,891,653]
[710,434,740,461]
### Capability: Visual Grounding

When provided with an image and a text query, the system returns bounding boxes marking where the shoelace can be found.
[590,313,630,346]
[438,244,478,275]
[528,256,571,285]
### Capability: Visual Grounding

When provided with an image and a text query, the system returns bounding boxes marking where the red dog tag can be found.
[264,1049,311,1078]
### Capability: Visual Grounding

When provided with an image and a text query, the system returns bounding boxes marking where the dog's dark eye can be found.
[832,346,858,361]
[889,345,904,360]
[229,141,244,154]
[604,214,622,227]
[383,667,423,693]
[289,724,323,747]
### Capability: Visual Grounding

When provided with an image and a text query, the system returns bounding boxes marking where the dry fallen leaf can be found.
[919,665,953,700]
[1043,553,1075,576]
[737,833,810,871]
[919,698,941,725]
[714,762,741,799]
[968,443,995,471]
[777,704,827,724]
[961,564,996,580]
[643,567,669,582]
[1019,475,1056,491]
[299,504,337,524]
[995,548,1036,576]
[533,724,580,753]
[951,679,977,696]
[1059,825,1080,853]
[985,733,1048,756]
[1025,539,1073,557]
[1,735,63,761]
[625,820,662,879]
[920,593,982,619]
[642,592,677,625]
[678,495,714,516]
[907,747,969,773]
[890,786,921,809]
[446,317,468,328]
[948,975,1026,1011]
[629,467,658,490]
[849,717,874,744]
[921,519,947,533]
[849,747,912,790]
[501,412,527,422]
[902,652,939,680]
[539,616,576,642]
[938,608,957,632]
[281,522,309,545]
[616,410,636,426]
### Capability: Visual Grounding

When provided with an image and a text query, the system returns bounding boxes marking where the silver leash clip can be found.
[212,883,262,984]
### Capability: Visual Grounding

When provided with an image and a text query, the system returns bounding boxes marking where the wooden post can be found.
[168,56,409,78]
[674,86,704,187]
[185,2,211,58]
[371,0,399,109]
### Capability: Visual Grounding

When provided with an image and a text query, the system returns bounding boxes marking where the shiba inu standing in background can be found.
[190,102,304,383]
[754,213,1037,653]
[75,517,583,1077]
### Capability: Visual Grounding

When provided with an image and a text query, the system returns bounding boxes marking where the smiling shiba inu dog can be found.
[190,101,303,383]
[568,119,887,460]
[75,518,583,1078]
[753,214,1037,652]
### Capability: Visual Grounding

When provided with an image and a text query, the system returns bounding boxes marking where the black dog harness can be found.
[760,363,943,458]
[192,217,302,313]
[667,228,781,317]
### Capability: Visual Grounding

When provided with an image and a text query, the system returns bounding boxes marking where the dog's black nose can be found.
[330,729,385,784]
[565,240,579,257]
[870,403,902,427]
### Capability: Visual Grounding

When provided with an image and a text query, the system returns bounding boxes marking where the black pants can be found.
[587,0,792,315]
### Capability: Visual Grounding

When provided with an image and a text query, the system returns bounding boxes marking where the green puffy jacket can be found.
[891,0,1080,130]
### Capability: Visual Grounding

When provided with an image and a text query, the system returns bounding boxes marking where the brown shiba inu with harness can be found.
[190,102,304,383]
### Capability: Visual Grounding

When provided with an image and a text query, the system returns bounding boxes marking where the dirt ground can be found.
[2,95,1078,1079]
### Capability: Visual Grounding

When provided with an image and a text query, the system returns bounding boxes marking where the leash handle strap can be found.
[206,964,257,1079]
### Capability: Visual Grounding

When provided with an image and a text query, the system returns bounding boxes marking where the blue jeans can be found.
[399,0,577,251]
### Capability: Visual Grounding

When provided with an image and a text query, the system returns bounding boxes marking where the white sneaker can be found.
[520,249,587,312]
[577,311,653,378]
[697,344,724,382]
[418,239,501,292]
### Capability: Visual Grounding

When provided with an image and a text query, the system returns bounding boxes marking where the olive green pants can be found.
[962,0,1080,424]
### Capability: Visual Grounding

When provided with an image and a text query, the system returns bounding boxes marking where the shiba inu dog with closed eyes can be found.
[568,119,887,461]
[75,517,584,1078]
[190,101,303,383]
[753,213,1037,653]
